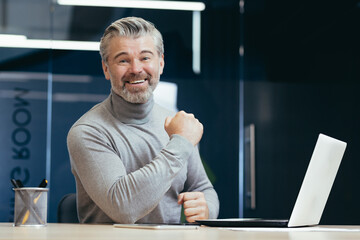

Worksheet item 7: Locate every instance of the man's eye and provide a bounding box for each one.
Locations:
[118,59,128,63]
[142,57,150,61]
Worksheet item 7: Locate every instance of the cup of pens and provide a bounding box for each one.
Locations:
[12,179,48,227]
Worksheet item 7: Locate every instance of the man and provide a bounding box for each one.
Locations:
[67,16,219,224]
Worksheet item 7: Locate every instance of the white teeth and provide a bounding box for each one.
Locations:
[129,80,145,84]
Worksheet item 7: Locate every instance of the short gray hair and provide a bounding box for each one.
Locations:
[100,17,164,63]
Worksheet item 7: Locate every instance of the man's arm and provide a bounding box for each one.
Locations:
[178,153,220,222]
[68,111,203,223]
[165,112,219,222]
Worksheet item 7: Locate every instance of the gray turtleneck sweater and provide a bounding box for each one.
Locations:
[67,91,219,224]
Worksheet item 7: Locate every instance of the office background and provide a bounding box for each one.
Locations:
[0,0,359,224]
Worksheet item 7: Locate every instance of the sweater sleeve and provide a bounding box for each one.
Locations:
[183,147,220,219]
[67,124,194,223]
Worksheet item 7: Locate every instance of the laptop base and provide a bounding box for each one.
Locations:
[196,218,289,228]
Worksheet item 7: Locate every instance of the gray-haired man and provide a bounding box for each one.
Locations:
[67,17,219,224]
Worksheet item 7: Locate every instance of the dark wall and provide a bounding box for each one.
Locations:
[244,81,360,224]
[243,0,360,224]
[199,1,241,218]
[245,0,360,83]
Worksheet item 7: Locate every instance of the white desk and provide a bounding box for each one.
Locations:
[0,223,359,240]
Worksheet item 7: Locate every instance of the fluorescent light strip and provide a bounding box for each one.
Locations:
[0,35,99,51]
[0,71,92,82]
[0,34,27,41]
[192,11,201,74]
[57,0,205,11]
[51,40,99,51]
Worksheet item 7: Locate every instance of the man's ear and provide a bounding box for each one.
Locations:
[159,54,165,75]
[102,60,111,80]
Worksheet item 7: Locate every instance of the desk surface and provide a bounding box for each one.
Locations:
[1,223,360,240]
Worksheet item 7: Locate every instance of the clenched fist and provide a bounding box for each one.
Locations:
[178,192,209,222]
[164,111,203,146]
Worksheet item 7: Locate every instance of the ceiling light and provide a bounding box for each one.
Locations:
[0,34,27,41]
[57,0,205,11]
[0,35,99,51]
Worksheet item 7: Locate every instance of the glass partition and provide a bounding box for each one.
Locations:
[0,0,51,222]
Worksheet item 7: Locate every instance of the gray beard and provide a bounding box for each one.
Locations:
[118,81,158,103]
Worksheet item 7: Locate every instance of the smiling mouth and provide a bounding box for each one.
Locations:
[128,79,146,84]
[124,73,151,85]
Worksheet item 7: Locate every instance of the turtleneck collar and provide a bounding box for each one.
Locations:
[108,89,154,125]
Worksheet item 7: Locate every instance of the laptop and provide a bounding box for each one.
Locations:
[197,133,347,228]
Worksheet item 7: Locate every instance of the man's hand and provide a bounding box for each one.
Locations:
[164,111,203,146]
[178,192,209,223]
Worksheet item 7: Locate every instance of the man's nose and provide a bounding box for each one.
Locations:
[129,59,143,73]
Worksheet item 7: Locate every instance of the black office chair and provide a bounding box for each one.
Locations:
[57,193,79,223]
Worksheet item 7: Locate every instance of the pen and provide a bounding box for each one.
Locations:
[22,191,44,224]
[38,179,48,188]
[21,179,48,224]
[16,179,24,188]
[23,179,48,224]
[11,179,20,188]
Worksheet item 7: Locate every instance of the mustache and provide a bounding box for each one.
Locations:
[122,73,152,82]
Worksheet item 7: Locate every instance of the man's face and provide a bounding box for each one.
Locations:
[102,35,164,103]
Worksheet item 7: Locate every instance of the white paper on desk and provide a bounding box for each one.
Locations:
[114,224,199,230]
[224,226,360,232]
